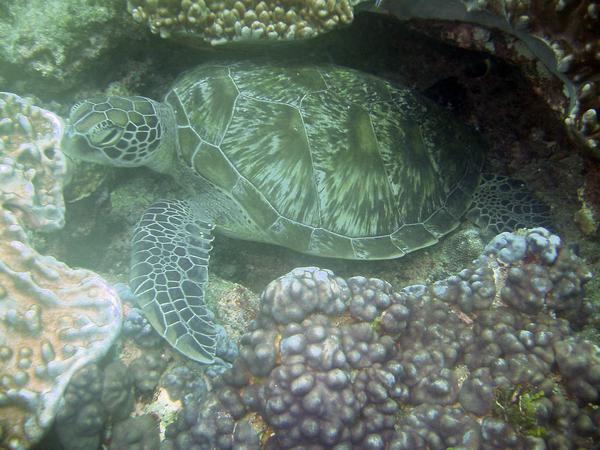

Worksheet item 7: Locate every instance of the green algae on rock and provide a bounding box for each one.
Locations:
[0,0,138,95]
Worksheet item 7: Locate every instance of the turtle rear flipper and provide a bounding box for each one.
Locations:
[130,200,216,363]
[466,173,553,237]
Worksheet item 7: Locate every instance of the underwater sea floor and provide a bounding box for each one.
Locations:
[28,13,600,448]
[38,13,600,332]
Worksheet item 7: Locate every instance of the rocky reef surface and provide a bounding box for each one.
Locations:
[386,0,600,157]
[0,0,141,96]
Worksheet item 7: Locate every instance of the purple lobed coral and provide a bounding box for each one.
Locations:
[163,228,598,449]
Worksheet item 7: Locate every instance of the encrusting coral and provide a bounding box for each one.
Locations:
[127,0,357,44]
[0,93,122,449]
[162,228,599,449]
[387,0,600,156]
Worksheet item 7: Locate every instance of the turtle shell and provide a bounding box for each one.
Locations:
[164,62,486,260]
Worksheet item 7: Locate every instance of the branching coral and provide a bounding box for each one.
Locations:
[127,0,357,44]
[0,93,122,449]
[163,228,598,449]
[386,0,600,156]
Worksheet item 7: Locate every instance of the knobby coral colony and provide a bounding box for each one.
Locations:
[162,228,600,449]
[0,93,122,449]
[387,0,600,156]
[127,0,357,44]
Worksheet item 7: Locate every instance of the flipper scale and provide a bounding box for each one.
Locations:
[130,199,216,363]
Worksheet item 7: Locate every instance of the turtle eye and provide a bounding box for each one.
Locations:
[89,120,124,147]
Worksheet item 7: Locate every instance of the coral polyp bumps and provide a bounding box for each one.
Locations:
[163,229,600,449]
[127,0,356,44]
[0,93,122,449]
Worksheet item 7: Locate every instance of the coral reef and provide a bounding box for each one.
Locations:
[162,364,208,403]
[163,228,598,449]
[574,185,598,235]
[127,0,357,44]
[205,277,260,344]
[0,0,138,95]
[386,0,600,156]
[130,352,169,396]
[109,414,160,450]
[0,182,123,450]
[119,282,166,349]
[0,92,66,231]
[575,171,600,237]
[206,324,240,377]
[123,306,165,349]
[0,93,122,448]
[101,361,135,423]
[55,362,135,450]
[55,364,108,450]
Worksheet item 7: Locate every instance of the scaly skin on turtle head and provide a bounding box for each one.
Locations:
[62,95,176,171]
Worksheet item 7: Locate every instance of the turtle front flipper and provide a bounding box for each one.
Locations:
[130,200,216,363]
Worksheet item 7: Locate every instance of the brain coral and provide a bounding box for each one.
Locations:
[163,228,599,449]
[0,93,122,449]
[127,0,357,44]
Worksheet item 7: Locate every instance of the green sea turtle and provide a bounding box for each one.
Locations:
[62,61,549,363]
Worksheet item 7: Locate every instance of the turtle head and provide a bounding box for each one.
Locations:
[62,96,175,171]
